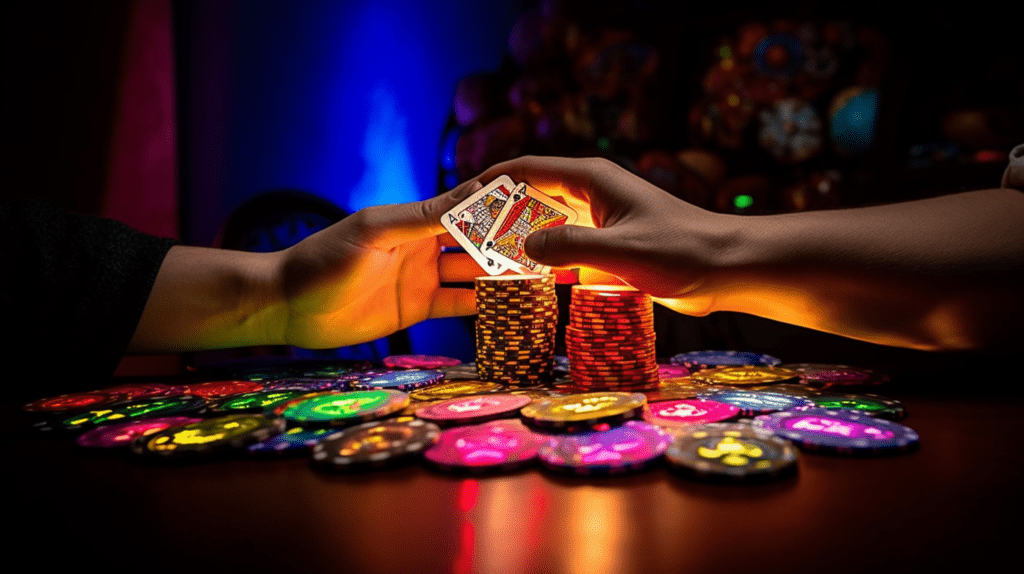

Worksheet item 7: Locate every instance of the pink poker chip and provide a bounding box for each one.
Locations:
[75,417,202,449]
[383,355,463,369]
[417,394,532,425]
[657,364,691,379]
[423,419,542,472]
[643,398,740,428]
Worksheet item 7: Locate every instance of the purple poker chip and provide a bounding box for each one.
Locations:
[262,378,349,392]
[669,350,781,371]
[553,355,571,373]
[657,363,691,379]
[752,408,919,454]
[247,426,336,456]
[417,394,532,426]
[423,419,542,473]
[348,369,445,391]
[538,420,672,475]
[643,398,741,428]
[696,390,817,416]
[383,355,463,369]
[76,417,202,450]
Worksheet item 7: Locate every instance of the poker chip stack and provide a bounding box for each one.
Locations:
[566,285,659,391]
[475,274,558,386]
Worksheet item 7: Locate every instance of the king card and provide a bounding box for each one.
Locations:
[440,175,515,275]
[482,182,578,274]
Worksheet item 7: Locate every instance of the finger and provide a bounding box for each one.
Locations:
[524,224,626,269]
[439,252,484,283]
[358,180,483,250]
[428,287,477,319]
[439,232,461,248]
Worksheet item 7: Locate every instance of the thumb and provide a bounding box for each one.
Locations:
[524,224,623,269]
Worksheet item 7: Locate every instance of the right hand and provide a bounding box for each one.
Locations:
[473,156,732,315]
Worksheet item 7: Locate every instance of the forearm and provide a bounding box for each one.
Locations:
[127,246,288,352]
[700,188,1024,350]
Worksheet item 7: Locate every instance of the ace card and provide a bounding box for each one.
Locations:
[440,175,516,275]
[482,183,577,274]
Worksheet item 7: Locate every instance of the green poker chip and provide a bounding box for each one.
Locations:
[279,390,410,428]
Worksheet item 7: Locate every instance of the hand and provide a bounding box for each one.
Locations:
[276,180,484,348]
[474,156,730,315]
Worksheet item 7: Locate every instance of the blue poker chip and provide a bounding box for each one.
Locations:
[698,390,816,417]
[553,355,570,374]
[348,369,445,391]
[752,408,919,454]
[669,350,781,371]
[247,426,336,456]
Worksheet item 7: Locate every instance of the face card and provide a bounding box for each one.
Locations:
[482,182,578,274]
[440,175,515,275]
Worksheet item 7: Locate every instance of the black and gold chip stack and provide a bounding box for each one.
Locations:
[474,274,557,386]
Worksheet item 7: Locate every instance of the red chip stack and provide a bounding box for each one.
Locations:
[566,285,660,391]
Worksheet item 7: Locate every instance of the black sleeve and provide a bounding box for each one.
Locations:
[1,198,176,394]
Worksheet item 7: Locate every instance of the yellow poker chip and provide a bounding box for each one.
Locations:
[409,381,504,401]
[521,392,648,428]
[691,366,801,386]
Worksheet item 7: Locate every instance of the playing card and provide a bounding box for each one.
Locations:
[482,182,578,274]
[440,175,515,275]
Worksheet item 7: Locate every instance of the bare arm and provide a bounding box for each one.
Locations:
[474,157,1024,351]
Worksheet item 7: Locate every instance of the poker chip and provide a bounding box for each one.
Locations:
[780,363,889,389]
[690,366,800,386]
[475,274,558,386]
[311,419,441,469]
[248,426,336,456]
[261,378,349,392]
[131,414,285,459]
[33,395,209,434]
[665,423,799,481]
[99,382,186,401]
[423,419,542,473]
[185,380,264,399]
[538,421,672,475]
[278,390,409,428]
[643,398,741,428]
[75,417,202,450]
[658,364,691,379]
[670,350,781,371]
[201,390,309,415]
[23,391,127,414]
[416,394,532,426]
[744,383,820,397]
[348,369,446,391]
[435,363,480,381]
[697,390,817,416]
[566,285,659,391]
[409,380,504,401]
[383,355,462,370]
[521,392,647,431]
[753,408,920,454]
[806,393,906,420]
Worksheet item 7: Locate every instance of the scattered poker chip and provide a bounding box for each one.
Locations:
[202,390,309,415]
[131,414,285,459]
[690,366,800,386]
[75,417,202,450]
[670,350,782,371]
[279,390,409,428]
[423,419,542,474]
[780,363,889,388]
[248,426,336,456]
[417,394,532,426]
[697,390,817,416]
[745,383,820,397]
[521,392,647,431]
[185,380,264,399]
[806,393,906,420]
[410,381,505,401]
[348,370,445,391]
[311,419,441,470]
[99,382,186,401]
[643,398,741,428]
[753,408,920,454]
[383,355,462,369]
[553,355,571,373]
[658,364,692,379]
[33,395,209,434]
[261,378,349,392]
[665,423,799,481]
[475,274,558,386]
[435,363,480,381]
[23,391,126,414]
[538,421,672,475]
